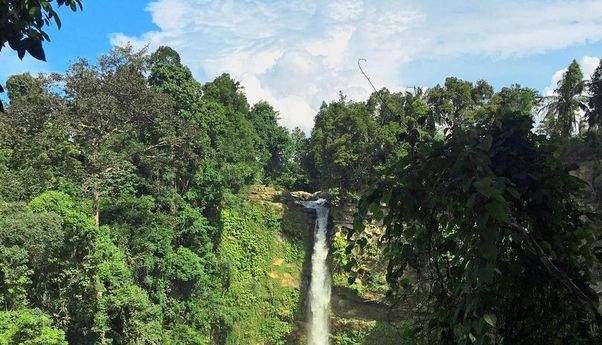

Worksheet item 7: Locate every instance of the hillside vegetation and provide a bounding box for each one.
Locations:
[1,45,602,344]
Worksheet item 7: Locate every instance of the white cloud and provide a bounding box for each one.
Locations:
[544,69,567,97]
[111,0,602,132]
[581,56,601,80]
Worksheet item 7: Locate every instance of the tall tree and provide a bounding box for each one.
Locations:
[587,60,602,130]
[63,48,172,226]
[148,46,222,211]
[202,74,262,192]
[367,88,430,172]
[311,95,376,193]
[284,127,311,189]
[0,73,82,201]
[541,60,587,138]
[426,77,484,128]
[492,84,541,118]
[248,101,290,183]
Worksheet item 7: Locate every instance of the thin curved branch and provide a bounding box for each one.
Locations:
[358,58,380,95]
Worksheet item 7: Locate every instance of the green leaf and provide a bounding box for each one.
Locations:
[23,38,46,61]
[17,48,26,60]
[484,314,497,327]
[485,201,510,223]
[50,8,62,29]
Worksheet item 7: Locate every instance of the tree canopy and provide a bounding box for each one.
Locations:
[1,45,601,345]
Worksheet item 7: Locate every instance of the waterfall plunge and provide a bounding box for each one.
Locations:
[303,199,331,345]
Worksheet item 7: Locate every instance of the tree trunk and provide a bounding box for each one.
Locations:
[96,288,106,344]
[92,189,100,227]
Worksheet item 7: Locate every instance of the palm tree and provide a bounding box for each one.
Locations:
[540,60,588,138]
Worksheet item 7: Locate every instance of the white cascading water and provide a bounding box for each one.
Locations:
[302,199,331,345]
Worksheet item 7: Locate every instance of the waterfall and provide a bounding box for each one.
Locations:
[302,199,331,345]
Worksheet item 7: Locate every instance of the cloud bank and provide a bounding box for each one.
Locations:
[111,0,602,132]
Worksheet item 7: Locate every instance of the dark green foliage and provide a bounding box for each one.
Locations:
[587,60,602,130]
[281,127,312,190]
[248,101,291,184]
[0,0,83,112]
[0,0,82,61]
[310,89,430,195]
[0,191,162,343]
[0,73,82,201]
[491,84,541,117]
[202,74,263,192]
[148,47,222,212]
[355,111,601,344]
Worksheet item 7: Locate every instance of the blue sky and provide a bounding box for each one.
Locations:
[1,0,601,131]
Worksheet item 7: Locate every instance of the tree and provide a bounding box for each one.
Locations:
[24,191,165,344]
[148,46,222,211]
[149,45,181,66]
[491,84,541,118]
[354,110,601,344]
[282,127,311,189]
[587,60,602,130]
[367,88,430,172]
[0,73,82,201]
[311,95,376,193]
[248,101,290,183]
[62,48,173,226]
[426,77,485,128]
[0,309,67,345]
[202,74,262,192]
[0,0,83,111]
[541,60,587,138]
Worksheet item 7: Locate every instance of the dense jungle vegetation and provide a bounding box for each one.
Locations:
[1,42,602,345]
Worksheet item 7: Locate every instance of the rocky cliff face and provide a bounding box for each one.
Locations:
[328,200,403,344]
[247,186,401,344]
